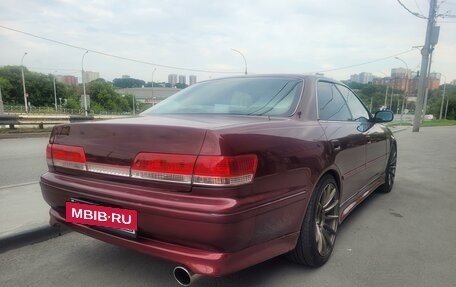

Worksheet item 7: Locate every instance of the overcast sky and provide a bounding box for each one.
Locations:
[1,0,455,83]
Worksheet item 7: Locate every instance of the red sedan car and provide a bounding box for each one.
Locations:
[40,75,396,286]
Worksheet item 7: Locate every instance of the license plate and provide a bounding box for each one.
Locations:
[66,199,138,238]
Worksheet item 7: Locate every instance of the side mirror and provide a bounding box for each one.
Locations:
[374,110,394,123]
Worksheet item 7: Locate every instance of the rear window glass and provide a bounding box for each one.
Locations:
[142,77,303,116]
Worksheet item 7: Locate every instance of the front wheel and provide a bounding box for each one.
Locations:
[378,144,397,193]
[287,174,340,267]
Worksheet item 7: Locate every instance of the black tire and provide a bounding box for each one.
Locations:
[287,174,340,267]
[378,144,397,193]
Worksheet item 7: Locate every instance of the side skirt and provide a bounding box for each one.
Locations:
[338,174,385,223]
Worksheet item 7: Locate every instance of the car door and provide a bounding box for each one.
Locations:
[335,84,388,185]
[316,81,368,206]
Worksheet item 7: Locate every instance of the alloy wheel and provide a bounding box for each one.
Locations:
[315,183,339,257]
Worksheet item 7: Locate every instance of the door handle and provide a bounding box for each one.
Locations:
[331,140,341,152]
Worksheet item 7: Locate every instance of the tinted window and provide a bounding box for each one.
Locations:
[142,78,302,116]
[336,85,370,122]
[317,81,351,121]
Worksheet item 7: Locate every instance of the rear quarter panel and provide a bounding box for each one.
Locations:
[194,120,329,245]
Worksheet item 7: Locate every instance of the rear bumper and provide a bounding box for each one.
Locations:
[40,172,308,276]
[49,208,299,276]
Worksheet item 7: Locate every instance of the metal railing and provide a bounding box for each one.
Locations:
[0,114,97,129]
[2,105,132,116]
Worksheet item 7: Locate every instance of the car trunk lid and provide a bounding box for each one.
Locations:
[49,117,208,191]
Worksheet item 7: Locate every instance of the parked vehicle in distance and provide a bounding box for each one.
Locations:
[40,75,396,286]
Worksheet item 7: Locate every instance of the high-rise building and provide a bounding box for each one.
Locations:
[349,72,373,84]
[373,69,441,98]
[56,75,78,86]
[168,74,177,87]
[391,68,410,79]
[428,73,441,90]
[178,75,186,85]
[189,75,197,85]
[83,71,100,83]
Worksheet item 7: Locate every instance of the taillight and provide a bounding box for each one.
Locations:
[193,155,258,186]
[46,144,53,166]
[47,145,258,187]
[48,144,87,171]
[131,153,197,184]
[130,153,258,186]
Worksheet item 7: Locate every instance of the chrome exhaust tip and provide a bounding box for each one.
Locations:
[173,266,200,286]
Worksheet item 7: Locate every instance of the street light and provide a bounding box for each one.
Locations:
[395,57,409,124]
[21,52,28,113]
[53,71,58,111]
[151,67,156,99]
[231,49,247,75]
[439,74,446,120]
[81,50,89,116]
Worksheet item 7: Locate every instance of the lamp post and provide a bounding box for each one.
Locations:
[151,67,156,99]
[81,50,89,116]
[21,52,28,113]
[390,92,394,111]
[53,71,58,111]
[231,49,247,75]
[439,75,446,120]
[395,57,409,124]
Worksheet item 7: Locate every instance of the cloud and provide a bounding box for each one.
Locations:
[0,0,455,82]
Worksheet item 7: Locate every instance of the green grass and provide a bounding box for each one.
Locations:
[421,119,456,127]
[387,119,456,127]
[387,122,413,127]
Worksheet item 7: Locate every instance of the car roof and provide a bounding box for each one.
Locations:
[199,74,345,86]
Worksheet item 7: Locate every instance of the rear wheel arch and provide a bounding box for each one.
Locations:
[313,168,342,198]
[287,172,341,266]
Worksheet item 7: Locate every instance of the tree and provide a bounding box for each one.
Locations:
[65,97,80,110]
[0,77,13,101]
[427,84,456,119]
[0,66,24,105]
[0,66,78,107]
[87,79,131,113]
[175,83,188,89]
[347,82,406,114]
[112,77,145,88]
[0,66,137,114]
[446,95,456,120]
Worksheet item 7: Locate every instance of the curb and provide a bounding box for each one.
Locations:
[392,127,408,133]
[0,132,51,139]
[0,225,70,253]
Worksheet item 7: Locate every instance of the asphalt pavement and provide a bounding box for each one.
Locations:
[1,126,455,286]
[0,136,61,250]
[0,137,48,186]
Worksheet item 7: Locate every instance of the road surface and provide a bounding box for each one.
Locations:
[1,127,455,287]
[0,137,48,187]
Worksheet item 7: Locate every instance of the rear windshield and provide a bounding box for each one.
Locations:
[141,77,303,116]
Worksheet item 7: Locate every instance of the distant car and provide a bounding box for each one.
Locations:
[41,75,396,286]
